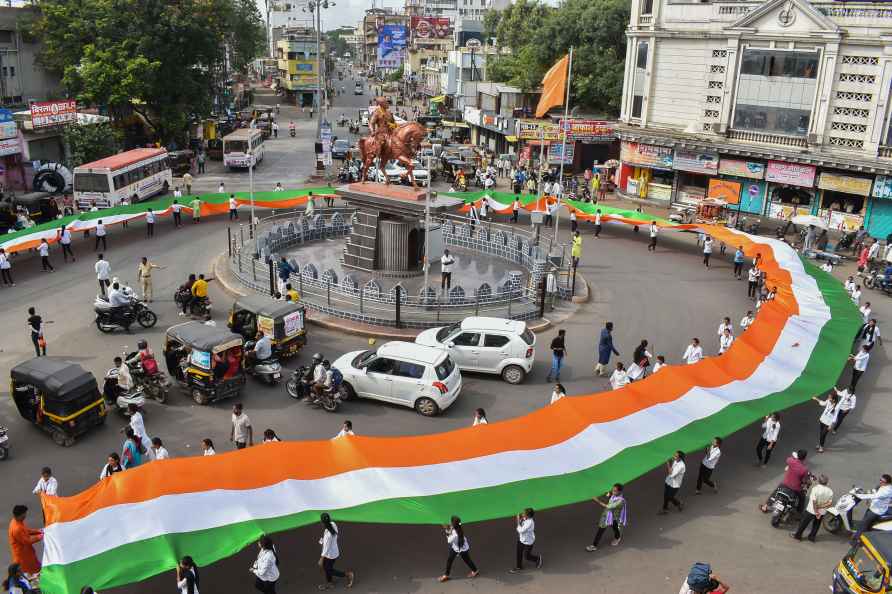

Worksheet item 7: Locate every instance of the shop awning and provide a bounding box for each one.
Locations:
[443,120,469,128]
[430,95,446,104]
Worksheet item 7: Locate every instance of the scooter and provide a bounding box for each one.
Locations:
[823,486,892,535]
[95,296,158,333]
[102,367,147,416]
[244,342,283,385]
[126,351,171,404]
[0,426,8,460]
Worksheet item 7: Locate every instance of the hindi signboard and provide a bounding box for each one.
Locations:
[30,100,77,129]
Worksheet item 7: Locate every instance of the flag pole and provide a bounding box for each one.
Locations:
[553,47,573,242]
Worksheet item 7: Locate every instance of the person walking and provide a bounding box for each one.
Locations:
[94,220,107,251]
[151,437,170,460]
[99,453,123,479]
[7,505,43,579]
[550,383,566,405]
[659,451,686,514]
[441,249,455,291]
[570,209,577,233]
[512,197,520,223]
[251,535,280,593]
[733,246,745,279]
[627,340,652,381]
[594,322,619,377]
[229,194,239,220]
[183,172,193,194]
[849,344,870,392]
[27,307,47,357]
[747,265,760,299]
[571,231,582,269]
[230,403,253,449]
[791,474,833,542]
[473,408,488,426]
[190,197,201,223]
[594,209,602,238]
[145,208,156,238]
[702,236,714,267]
[197,152,205,174]
[740,310,755,332]
[860,302,872,324]
[610,362,629,390]
[856,318,882,351]
[137,257,164,303]
[695,437,722,494]
[813,392,841,453]
[586,483,627,551]
[439,516,479,582]
[202,438,216,456]
[38,239,54,272]
[832,386,856,433]
[59,227,75,262]
[175,556,199,594]
[719,328,734,355]
[851,474,892,543]
[0,247,13,286]
[32,467,58,496]
[317,512,354,589]
[468,202,479,235]
[682,338,703,365]
[172,200,183,228]
[95,253,111,297]
[756,412,781,466]
[648,221,658,251]
[546,329,567,382]
[334,420,354,438]
[510,508,542,573]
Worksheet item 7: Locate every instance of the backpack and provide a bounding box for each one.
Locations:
[330,367,343,388]
[687,562,712,593]
[141,354,158,376]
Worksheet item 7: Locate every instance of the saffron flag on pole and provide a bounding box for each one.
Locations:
[535,54,570,118]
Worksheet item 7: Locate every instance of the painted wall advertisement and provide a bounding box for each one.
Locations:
[673,149,719,175]
[0,121,17,140]
[718,159,765,180]
[707,179,741,204]
[873,175,892,199]
[620,141,673,169]
[0,137,20,157]
[377,25,407,69]
[817,172,873,197]
[548,142,574,165]
[410,16,452,39]
[30,100,77,129]
[765,160,816,187]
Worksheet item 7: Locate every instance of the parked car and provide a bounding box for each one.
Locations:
[384,159,429,186]
[415,317,535,384]
[332,341,462,416]
[332,139,351,160]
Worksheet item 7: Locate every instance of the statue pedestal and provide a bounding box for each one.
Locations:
[337,183,462,277]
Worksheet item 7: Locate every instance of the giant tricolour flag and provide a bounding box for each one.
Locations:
[38,223,860,593]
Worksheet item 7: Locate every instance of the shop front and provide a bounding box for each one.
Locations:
[868,176,892,239]
[717,158,767,215]
[672,148,719,205]
[816,172,873,232]
[618,141,674,202]
[764,160,817,221]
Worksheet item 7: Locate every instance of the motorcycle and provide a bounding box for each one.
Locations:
[289,127,296,138]
[244,342,283,385]
[94,296,158,333]
[175,288,212,319]
[864,269,892,295]
[126,351,171,404]
[764,473,815,527]
[0,426,8,460]
[285,366,344,412]
[102,366,147,416]
[823,486,892,535]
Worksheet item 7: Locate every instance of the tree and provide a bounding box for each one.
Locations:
[63,121,122,168]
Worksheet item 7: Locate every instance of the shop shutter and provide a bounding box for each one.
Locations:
[867,199,892,239]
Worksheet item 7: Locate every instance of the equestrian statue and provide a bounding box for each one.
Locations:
[359,97,427,188]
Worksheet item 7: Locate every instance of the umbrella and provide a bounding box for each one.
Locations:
[791,214,828,229]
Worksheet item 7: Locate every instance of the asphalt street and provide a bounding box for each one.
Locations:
[2,74,890,593]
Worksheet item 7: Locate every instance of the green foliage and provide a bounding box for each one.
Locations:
[326,29,350,57]
[63,121,121,168]
[386,64,404,83]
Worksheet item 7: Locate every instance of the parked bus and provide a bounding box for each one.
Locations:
[223,128,264,170]
[73,148,172,209]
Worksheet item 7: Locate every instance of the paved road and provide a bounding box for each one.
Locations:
[1,82,889,593]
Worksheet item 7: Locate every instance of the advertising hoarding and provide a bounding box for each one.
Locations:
[30,100,77,129]
[765,160,816,187]
[377,24,407,69]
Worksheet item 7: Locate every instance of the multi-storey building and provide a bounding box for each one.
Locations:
[361,8,410,72]
[269,1,312,58]
[276,28,325,108]
[618,0,892,237]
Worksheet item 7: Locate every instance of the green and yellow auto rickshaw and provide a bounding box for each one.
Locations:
[228,294,307,359]
[164,322,246,405]
[833,532,892,593]
[10,358,106,447]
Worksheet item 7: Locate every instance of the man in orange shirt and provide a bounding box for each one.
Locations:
[8,505,43,577]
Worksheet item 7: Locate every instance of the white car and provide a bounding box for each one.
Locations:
[384,159,429,186]
[332,341,462,416]
[415,317,536,384]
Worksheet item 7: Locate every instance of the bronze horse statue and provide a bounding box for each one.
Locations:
[359,121,428,188]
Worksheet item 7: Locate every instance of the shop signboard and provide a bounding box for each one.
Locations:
[767,203,811,221]
[707,179,741,204]
[30,100,77,129]
[0,121,17,140]
[873,175,892,199]
[0,108,13,123]
[548,142,574,165]
[410,16,452,39]
[647,183,672,201]
[558,119,614,143]
[718,158,765,180]
[828,211,864,232]
[817,172,872,197]
[674,149,719,175]
[463,106,482,127]
[377,24,407,69]
[620,141,673,169]
[765,160,816,187]
[0,137,20,157]
[518,119,560,141]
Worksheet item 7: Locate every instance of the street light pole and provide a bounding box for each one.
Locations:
[249,149,256,231]
[424,153,432,291]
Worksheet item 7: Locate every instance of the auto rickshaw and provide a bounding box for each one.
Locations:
[167,150,195,176]
[9,358,106,447]
[163,321,246,405]
[833,532,892,593]
[228,295,307,359]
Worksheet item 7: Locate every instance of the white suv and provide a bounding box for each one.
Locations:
[332,341,462,416]
[415,317,536,384]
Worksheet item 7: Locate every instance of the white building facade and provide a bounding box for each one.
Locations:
[618,0,892,238]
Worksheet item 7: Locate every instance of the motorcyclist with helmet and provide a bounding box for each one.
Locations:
[127,339,160,377]
[301,352,323,400]
[312,359,333,403]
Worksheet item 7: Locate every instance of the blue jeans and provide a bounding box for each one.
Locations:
[549,354,563,379]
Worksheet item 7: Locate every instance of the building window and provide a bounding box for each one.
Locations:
[732,48,819,138]
[636,42,648,69]
[630,40,648,119]
[8,67,13,78]
[631,95,644,118]
[641,0,653,15]
[0,31,12,44]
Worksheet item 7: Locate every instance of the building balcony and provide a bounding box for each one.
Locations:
[727,129,808,149]
[879,145,892,159]
[638,14,653,25]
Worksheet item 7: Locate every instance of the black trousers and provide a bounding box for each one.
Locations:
[1,268,12,284]
[515,540,540,569]
[595,224,602,237]
[648,236,657,251]
[697,463,715,491]
[850,369,864,392]
[834,409,850,431]
[441,271,452,290]
[95,235,107,251]
[593,521,620,546]
[756,438,774,464]
[748,281,758,298]
[512,209,518,223]
[703,253,711,266]
[31,332,42,357]
[41,256,53,271]
[853,509,882,543]
[793,511,821,541]
[254,577,277,593]
[444,549,477,576]
[61,243,74,261]
[98,278,110,297]
[819,422,831,447]
[734,262,743,277]
[322,557,345,582]
[663,484,681,510]
[173,212,182,226]
[230,209,238,220]
[146,222,154,237]
[571,219,578,232]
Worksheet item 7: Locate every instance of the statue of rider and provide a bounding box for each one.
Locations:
[368,96,396,161]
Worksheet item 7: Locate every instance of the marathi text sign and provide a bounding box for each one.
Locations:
[765,160,816,187]
[873,175,892,199]
[674,148,719,175]
[0,137,20,156]
[519,119,614,142]
[547,143,574,165]
[718,158,765,180]
[817,172,872,197]
[620,141,673,169]
[708,178,741,205]
[30,100,77,129]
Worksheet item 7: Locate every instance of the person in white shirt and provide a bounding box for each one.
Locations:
[440,249,455,291]
[682,338,703,365]
[274,182,284,192]
[218,182,226,194]
[127,404,152,456]
[99,453,123,479]
[756,412,781,466]
[831,386,856,433]
[145,208,156,238]
[479,199,488,220]
[740,310,755,331]
[473,408,488,426]
[251,535,280,592]
[702,236,713,267]
[510,508,542,572]
[610,362,629,390]
[0,247,13,286]
[467,203,479,234]
[851,285,862,305]
[868,239,880,262]
[95,253,111,297]
[333,420,354,439]
[38,239,54,272]
[439,515,478,582]
[717,317,733,338]
[569,209,577,233]
[201,438,216,456]
[845,276,856,294]
[94,219,107,251]
[813,392,841,453]
[696,437,722,494]
[318,513,354,588]
[719,329,734,355]
[552,181,563,197]
[820,261,833,273]
[857,318,882,350]
[594,209,603,237]
[849,344,870,392]
[58,227,75,262]
[512,198,520,223]
[33,467,58,496]
[230,403,253,448]
[171,199,183,227]
[550,383,566,404]
[660,450,686,513]
[747,266,760,299]
[173,187,182,199]
[860,302,872,324]
[648,221,658,251]
[228,195,239,221]
[853,474,892,542]
[175,556,199,594]
[151,437,170,460]
[792,474,833,542]
[652,355,666,373]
